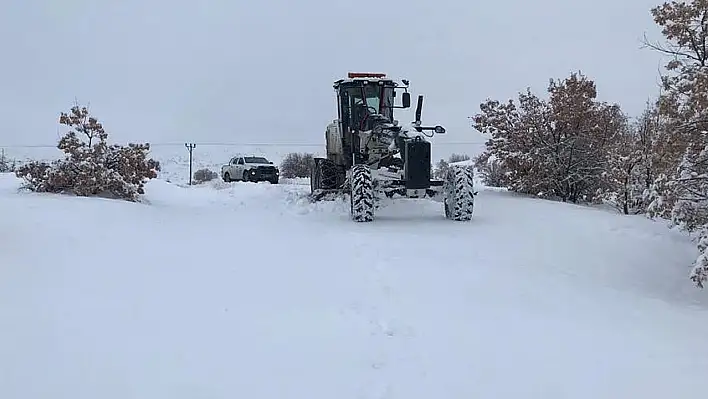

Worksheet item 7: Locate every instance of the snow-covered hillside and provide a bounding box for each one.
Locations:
[1,162,708,398]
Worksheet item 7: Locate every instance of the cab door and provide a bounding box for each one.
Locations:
[228,157,239,175]
[235,157,245,179]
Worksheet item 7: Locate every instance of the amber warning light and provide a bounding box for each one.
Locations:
[348,72,386,78]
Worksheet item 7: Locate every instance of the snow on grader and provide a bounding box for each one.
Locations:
[309,72,476,222]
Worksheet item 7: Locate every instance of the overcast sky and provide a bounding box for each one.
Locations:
[0,0,668,149]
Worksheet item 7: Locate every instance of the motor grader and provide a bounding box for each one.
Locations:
[310,72,475,222]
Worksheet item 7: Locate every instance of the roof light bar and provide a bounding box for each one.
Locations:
[348,72,387,78]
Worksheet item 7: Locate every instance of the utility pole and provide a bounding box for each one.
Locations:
[185,143,196,185]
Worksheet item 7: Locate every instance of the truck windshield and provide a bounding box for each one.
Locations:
[244,157,269,164]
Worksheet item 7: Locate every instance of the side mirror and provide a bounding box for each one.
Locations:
[269,161,273,164]
[434,125,446,134]
[402,92,411,108]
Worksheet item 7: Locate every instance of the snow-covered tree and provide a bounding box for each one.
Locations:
[596,123,644,214]
[15,104,160,201]
[595,102,673,214]
[472,72,626,203]
[643,0,708,287]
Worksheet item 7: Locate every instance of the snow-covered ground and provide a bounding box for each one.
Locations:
[2,162,708,398]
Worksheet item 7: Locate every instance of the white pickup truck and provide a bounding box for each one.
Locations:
[221,155,279,184]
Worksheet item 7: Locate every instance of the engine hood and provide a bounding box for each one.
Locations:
[246,163,278,168]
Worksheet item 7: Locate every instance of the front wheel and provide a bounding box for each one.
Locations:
[443,165,475,221]
[350,164,374,222]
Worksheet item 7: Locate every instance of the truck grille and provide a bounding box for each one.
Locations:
[257,166,276,176]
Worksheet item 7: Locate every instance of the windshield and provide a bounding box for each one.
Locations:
[348,85,394,120]
[244,157,270,164]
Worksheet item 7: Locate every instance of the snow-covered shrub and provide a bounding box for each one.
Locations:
[193,168,217,184]
[280,152,314,178]
[14,105,160,201]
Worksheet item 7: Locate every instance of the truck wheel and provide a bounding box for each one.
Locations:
[443,165,475,221]
[223,172,231,182]
[350,164,374,222]
[242,170,250,182]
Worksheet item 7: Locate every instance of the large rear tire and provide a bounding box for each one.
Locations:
[311,157,346,201]
[443,165,475,221]
[311,160,323,194]
[350,164,374,222]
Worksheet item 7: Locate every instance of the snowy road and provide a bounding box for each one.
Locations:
[1,174,708,398]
